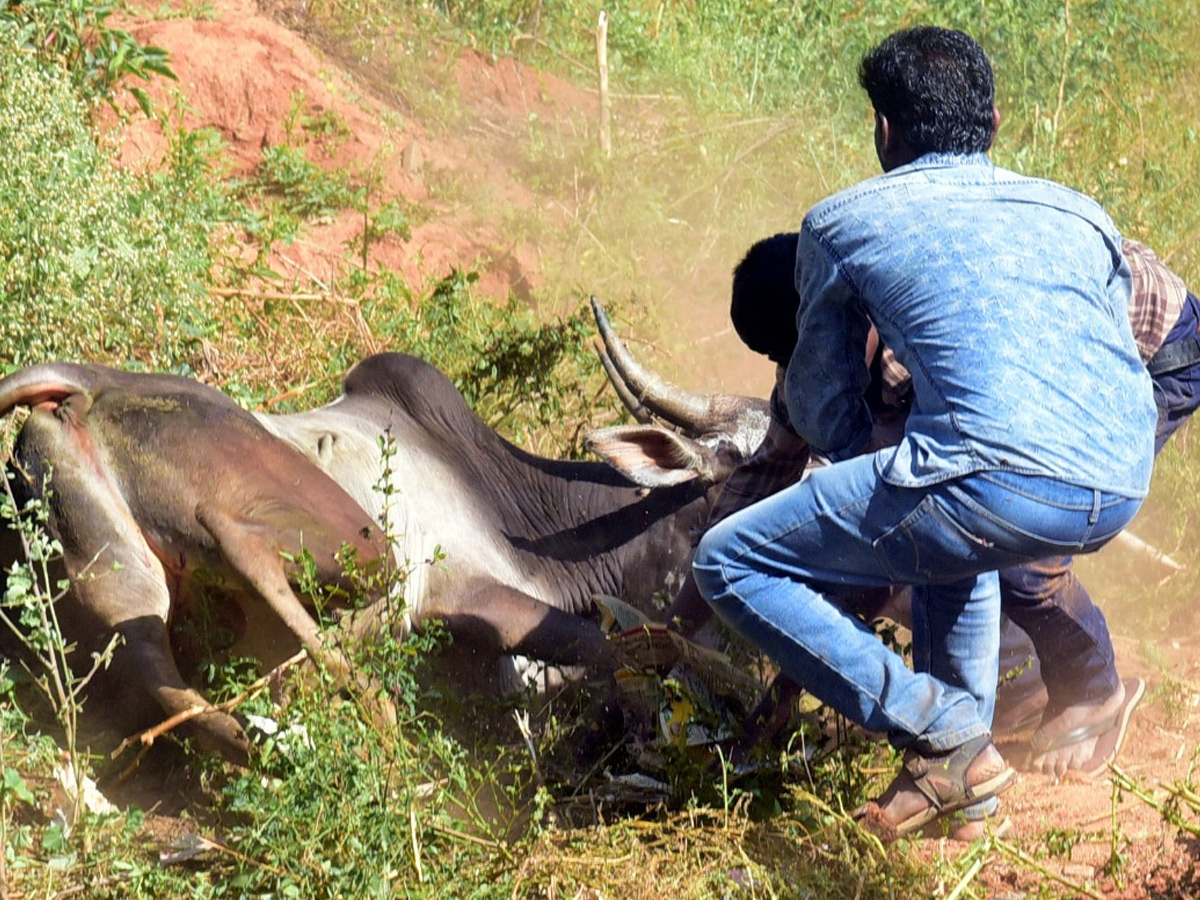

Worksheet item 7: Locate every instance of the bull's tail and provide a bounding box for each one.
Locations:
[0,363,99,418]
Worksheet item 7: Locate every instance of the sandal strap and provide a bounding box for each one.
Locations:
[1028,711,1118,754]
[903,733,995,809]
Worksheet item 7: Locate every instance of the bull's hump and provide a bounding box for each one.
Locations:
[342,353,480,429]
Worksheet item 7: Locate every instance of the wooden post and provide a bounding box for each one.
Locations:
[596,10,611,159]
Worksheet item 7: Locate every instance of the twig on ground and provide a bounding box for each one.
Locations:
[1109,764,1200,837]
[159,832,286,876]
[993,836,1105,899]
[109,650,309,780]
[260,381,321,409]
[430,822,513,857]
[669,118,798,213]
[210,287,327,303]
[49,871,133,899]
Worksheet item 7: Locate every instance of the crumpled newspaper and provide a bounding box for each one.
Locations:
[52,761,117,832]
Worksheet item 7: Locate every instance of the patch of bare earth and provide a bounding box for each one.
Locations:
[105,0,592,305]
[94,1,1200,893]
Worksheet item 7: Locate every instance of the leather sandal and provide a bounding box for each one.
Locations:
[1021,676,1145,779]
[854,734,1016,841]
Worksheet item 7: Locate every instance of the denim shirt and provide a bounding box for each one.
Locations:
[785,152,1156,497]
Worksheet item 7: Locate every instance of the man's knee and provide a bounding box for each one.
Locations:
[691,529,729,602]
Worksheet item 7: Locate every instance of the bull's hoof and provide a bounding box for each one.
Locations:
[191,710,252,768]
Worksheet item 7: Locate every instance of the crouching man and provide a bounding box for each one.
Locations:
[690,27,1156,840]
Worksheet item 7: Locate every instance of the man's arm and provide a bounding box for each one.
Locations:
[667,330,905,635]
[785,222,874,460]
[1123,237,1187,362]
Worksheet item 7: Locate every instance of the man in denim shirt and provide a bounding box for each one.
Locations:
[691,27,1156,839]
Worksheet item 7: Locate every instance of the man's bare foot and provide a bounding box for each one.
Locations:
[1025,677,1145,779]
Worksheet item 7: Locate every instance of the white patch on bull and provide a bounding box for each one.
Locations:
[255,405,546,636]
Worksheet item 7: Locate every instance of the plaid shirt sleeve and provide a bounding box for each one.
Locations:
[705,367,811,529]
[1123,238,1187,361]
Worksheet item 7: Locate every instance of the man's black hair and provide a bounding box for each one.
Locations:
[729,232,801,366]
[858,27,995,156]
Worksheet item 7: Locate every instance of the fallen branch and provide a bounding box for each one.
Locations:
[510,33,592,77]
[430,822,512,856]
[159,832,285,876]
[210,287,327,303]
[50,871,134,899]
[1110,529,1186,572]
[260,381,321,410]
[109,649,309,778]
[670,117,798,213]
[993,836,1105,899]
[1110,763,1200,837]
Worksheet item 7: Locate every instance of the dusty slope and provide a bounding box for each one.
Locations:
[107,0,591,305]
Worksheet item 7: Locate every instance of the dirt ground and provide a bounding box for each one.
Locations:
[92,1,1200,895]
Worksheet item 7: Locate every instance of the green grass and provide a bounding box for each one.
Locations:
[298,0,1200,396]
[0,23,214,369]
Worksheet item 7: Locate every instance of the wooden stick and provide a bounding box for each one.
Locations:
[1110,528,1186,571]
[259,381,321,410]
[109,650,309,771]
[210,287,326,302]
[595,11,611,159]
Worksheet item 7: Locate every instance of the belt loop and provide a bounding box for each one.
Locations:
[1089,490,1101,525]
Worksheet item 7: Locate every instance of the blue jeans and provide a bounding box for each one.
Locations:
[692,451,1144,753]
[999,557,1117,708]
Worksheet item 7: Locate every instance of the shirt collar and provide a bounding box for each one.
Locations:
[891,151,993,174]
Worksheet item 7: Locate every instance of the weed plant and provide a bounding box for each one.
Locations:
[0,24,216,370]
[286,0,1200,410]
[0,0,175,112]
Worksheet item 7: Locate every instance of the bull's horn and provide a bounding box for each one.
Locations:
[595,346,653,425]
[590,296,721,434]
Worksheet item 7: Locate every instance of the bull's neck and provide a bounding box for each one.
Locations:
[484,439,710,608]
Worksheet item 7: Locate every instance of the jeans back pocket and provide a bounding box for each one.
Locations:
[872,494,997,584]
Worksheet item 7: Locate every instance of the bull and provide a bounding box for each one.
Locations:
[0,301,769,763]
[252,299,769,690]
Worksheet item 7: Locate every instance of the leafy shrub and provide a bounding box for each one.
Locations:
[360,268,601,453]
[0,0,175,112]
[246,144,359,220]
[0,25,216,369]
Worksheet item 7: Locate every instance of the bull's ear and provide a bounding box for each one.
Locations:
[585,425,725,487]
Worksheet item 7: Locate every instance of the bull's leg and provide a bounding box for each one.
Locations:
[195,505,395,726]
[63,561,254,765]
[418,583,639,765]
[5,437,251,764]
[417,580,617,673]
[109,613,251,765]
[195,505,350,674]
